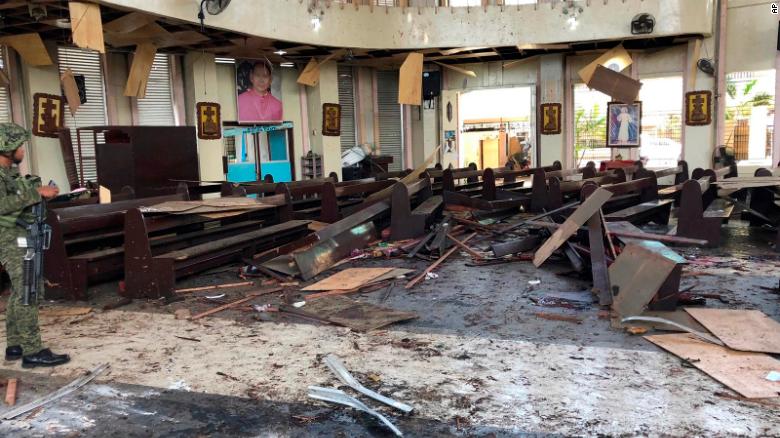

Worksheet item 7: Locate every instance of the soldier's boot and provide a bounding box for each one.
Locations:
[21,348,70,368]
[5,346,22,361]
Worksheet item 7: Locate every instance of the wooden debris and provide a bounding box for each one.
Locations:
[124,42,157,98]
[533,188,613,267]
[176,281,254,294]
[5,378,17,406]
[684,308,780,354]
[291,296,417,331]
[405,232,477,289]
[39,307,93,318]
[190,288,282,320]
[645,333,780,399]
[69,2,105,53]
[446,232,483,259]
[302,268,394,291]
[102,297,132,311]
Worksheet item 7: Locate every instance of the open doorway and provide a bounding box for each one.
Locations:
[458,87,534,169]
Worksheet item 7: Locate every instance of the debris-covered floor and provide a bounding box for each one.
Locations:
[1,220,779,437]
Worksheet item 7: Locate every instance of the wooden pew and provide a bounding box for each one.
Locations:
[601,170,674,225]
[122,188,308,299]
[744,168,780,227]
[291,179,394,223]
[675,174,733,246]
[531,166,623,213]
[390,178,443,241]
[44,190,191,301]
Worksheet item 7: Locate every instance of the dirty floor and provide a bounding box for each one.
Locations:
[0,219,778,437]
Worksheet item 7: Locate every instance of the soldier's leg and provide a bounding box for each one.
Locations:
[2,245,42,355]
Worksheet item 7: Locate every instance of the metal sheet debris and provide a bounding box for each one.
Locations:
[324,354,414,413]
[307,386,403,437]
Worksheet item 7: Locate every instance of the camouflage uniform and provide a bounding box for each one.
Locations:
[0,124,43,356]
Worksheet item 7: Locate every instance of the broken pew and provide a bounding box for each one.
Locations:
[44,190,191,300]
[390,178,443,241]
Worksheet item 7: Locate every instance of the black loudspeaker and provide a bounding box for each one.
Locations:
[777,21,780,51]
[422,71,441,100]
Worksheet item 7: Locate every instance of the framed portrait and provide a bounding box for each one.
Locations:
[322,103,341,137]
[540,103,561,135]
[606,101,642,148]
[32,93,64,138]
[685,91,712,126]
[196,102,222,140]
[235,59,283,123]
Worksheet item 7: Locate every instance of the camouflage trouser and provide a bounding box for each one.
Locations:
[1,232,42,355]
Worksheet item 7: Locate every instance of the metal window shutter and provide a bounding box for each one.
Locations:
[0,46,12,123]
[376,70,403,170]
[57,47,108,183]
[337,65,357,153]
[137,54,175,126]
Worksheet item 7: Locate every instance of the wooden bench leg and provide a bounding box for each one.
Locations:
[677,180,721,246]
[123,208,157,299]
[390,183,426,241]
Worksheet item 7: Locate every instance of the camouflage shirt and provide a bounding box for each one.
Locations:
[0,166,41,229]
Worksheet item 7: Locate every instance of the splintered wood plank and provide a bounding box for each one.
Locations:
[645,333,780,399]
[398,52,423,105]
[302,268,395,291]
[124,43,157,98]
[533,187,613,267]
[685,309,780,354]
[609,243,677,318]
[69,2,105,53]
[0,33,52,66]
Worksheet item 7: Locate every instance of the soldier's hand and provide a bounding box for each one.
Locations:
[37,186,59,199]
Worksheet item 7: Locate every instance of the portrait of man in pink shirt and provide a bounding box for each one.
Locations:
[236,59,283,123]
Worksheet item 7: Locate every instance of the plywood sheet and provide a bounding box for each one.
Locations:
[609,244,677,318]
[587,65,642,104]
[69,2,105,53]
[60,68,80,116]
[297,58,320,87]
[398,52,423,105]
[124,43,157,98]
[533,188,613,267]
[103,11,158,34]
[0,33,52,66]
[298,296,417,331]
[578,44,632,83]
[645,333,780,399]
[685,308,780,354]
[302,268,395,291]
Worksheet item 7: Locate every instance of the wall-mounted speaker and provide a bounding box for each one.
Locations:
[422,71,441,100]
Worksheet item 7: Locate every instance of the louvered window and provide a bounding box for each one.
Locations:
[137,54,175,125]
[57,47,107,183]
[376,70,403,170]
[337,65,357,152]
[0,46,11,123]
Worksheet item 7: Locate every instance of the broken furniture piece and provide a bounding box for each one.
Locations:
[390,177,443,241]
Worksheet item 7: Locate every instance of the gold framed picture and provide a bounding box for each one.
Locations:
[196,102,222,140]
[540,103,561,135]
[322,103,341,137]
[685,91,712,126]
[32,93,64,138]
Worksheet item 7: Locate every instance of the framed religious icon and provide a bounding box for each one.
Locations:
[32,93,65,138]
[322,103,341,137]
[685,91,712,126]
[196,102,222,140]
[606,101,642,148]
[540,103,561,135]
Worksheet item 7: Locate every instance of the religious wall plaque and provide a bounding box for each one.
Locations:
[685,91,711,126]
[196,102,222,140]
[540,103,562,135]
[32,93,64,138]
[322,103,341,137]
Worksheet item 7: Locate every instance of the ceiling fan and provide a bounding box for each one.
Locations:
[198,0,231,32]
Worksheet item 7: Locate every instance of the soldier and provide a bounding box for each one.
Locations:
[0,123,69,368]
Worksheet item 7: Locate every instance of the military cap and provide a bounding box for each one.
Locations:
[0,123,30,152]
